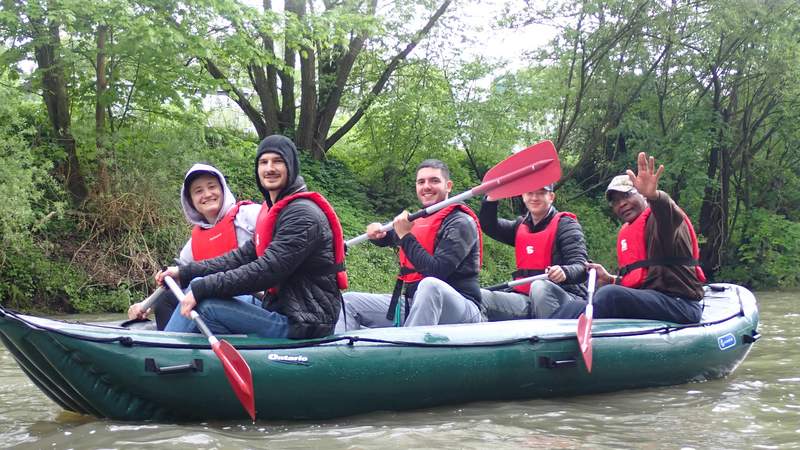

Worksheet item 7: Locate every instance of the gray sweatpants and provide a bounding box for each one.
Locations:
[335,292,402,333]
[481,279,577,320]
[335,277,484,332]
[405,277,485,327]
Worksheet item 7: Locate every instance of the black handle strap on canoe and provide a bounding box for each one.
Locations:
[539,356,577,369]
[742,329,761,344]
[119,318,151,328]
[145,358,203,375]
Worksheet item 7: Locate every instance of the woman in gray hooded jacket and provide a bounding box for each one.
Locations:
[127,164,260,329]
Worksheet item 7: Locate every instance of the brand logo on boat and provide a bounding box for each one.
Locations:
[526,245,535,254]
[268,353,309,365]
[620,239,628,252]
[717,333,736,350]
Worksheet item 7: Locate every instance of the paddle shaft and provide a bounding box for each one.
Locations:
[138,286,165,312]
[484,274,548,291]
[162,276,256,419]
[586,268,597,306]
[139,259,181,310]
[162,277,215,338]
[345,158,555,247]
[189,310,218,342]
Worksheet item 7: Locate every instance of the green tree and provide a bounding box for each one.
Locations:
[145,0,454,158]
[1,0,88,204]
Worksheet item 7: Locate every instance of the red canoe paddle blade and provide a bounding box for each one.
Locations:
[481,140,561,199]
[577,304,594,373]
[213,340,256,421]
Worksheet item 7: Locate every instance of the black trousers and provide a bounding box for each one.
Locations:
[550,284,702,324]
[152,289,179,330]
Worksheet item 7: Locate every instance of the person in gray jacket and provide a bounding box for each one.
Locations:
[479,184,588,320]
[127,163,259,329]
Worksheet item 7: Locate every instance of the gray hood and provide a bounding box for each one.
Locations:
[181,163,236,228]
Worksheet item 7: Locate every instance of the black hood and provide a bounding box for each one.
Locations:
[255,135,307,206]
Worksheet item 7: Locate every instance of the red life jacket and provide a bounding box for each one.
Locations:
[397,204,483,283]
[617,207,707,288]
[191,201,253,261]
[512,212,576,294]
[253,192,348,295]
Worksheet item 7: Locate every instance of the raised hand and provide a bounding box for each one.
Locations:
[626,152,664,200]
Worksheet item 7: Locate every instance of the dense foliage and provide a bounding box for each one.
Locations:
[1,0,799,313]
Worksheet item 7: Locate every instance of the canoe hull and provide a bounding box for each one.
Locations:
[0,284,759,421]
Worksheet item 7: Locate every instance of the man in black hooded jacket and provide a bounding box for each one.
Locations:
[157,135,345,339]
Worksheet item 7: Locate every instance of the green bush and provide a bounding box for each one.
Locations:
[717,208,800,289]
[559,193,619,270]
[0,89,63,251]
[0,242,132,313]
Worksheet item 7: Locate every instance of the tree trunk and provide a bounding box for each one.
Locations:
[33,17,88,205]
[250,63,279,136]
[250,0,280,136]
[322,0,453,153]
[279,42,296,133]
[96,24,110,194]
[314,0,378,151]
[287,0,319,155]
[205,58,269,138]
[698,69,731,277]
[296,45,319,156]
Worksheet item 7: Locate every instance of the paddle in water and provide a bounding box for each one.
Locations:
[577,268,597,372]
[163,276,256,421]
[345,140,562,247]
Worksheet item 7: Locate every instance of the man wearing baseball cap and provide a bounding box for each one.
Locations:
[552,151,706,324]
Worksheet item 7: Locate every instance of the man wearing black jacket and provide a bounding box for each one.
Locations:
[480,184,588,320]
[336,159,484,331]
[157,135,344,339]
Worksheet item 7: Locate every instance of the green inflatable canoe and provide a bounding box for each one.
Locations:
[0,283,759,421]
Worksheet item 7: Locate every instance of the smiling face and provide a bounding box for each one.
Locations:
[522,188,555,221]
[257,152,288,197]
[189,174,223,223]
[415,167,452,207]
[609,190,647,223]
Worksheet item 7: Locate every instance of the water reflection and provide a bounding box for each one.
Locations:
[2,291,797,449]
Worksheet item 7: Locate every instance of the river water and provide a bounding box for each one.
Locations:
[1,290,797,449]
